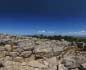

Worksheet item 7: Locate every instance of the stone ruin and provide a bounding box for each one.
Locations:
[0,35,85,70]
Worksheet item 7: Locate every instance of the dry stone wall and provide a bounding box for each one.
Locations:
[0,35,85,70]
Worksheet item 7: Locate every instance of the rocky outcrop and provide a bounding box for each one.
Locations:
[0,35,85,70]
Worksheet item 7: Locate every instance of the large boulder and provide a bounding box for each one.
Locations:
[27,60,49,69]
[14,57,24,62]
[5,44,12,52]
[20,51,32,58]
[81,63,86,69]
[13,47,24,53]
[9,52,19,58]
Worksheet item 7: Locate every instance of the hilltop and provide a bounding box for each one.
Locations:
[0,34,85,70]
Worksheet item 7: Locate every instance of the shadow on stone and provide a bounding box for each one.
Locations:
[0,63,4,68]
[78,65,86,70]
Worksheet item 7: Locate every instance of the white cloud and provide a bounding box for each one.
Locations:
[38,30,46,33]
[74,32,78,34]
[68,32,72,34]
[47,31,55,34]
[37,30,86,35]
[37,30,55,34]
[80,30,86,33]
[68,30,86,35]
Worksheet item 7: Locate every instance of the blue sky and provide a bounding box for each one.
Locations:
[0,0,86,35]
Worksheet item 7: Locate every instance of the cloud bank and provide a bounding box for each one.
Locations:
[68,30,86,35]
[37,30,55,35]
[37,30,86,36]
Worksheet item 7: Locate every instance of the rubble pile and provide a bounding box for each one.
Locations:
[0,34,85,70]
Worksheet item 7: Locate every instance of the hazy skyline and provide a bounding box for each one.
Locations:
[0,0,86,35]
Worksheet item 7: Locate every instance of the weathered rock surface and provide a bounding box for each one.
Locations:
[0,35,85,70]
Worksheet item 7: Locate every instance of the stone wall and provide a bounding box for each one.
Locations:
[0,36,85,70]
